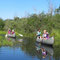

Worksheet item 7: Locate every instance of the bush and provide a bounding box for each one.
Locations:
[2,40,13,46]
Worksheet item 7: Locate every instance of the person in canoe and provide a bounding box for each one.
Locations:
[42,30,49,40]
[37,29,41,38]
[8,28,11,35]
[12,29,15,36]
[46,32,49,39]
[42,30,47,40]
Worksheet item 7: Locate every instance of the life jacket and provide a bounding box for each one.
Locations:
[46,34,49,39]
[12,32,15,34]
[8,30,11,34]
[37,31,41,35]
[43,34,47,38]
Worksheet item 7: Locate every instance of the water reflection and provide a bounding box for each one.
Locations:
[6,37,16,42]
[53,46,60,60]
[0,36,60,60]
[20,38,60,60]
[6,37,23,43]
[20,38,51,59]
[35,42,53,59]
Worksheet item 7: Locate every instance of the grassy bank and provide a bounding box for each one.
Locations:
[0,30,60,46]
[0,31,6,34]
[0,36,13,46]
[0,31,13,46]
[23,29,60,46]
[52,29,60,46]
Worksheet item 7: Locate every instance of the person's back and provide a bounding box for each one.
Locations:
[12,31,15,34]
[12,30,15,36]
[46,32,49,39]
[37,30,41,36]
[43,33,47,38]
[8,30,11,34]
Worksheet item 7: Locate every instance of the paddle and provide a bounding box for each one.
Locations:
[15,32,23,37]
[19,34,23,37]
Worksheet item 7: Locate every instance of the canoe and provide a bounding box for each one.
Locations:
[5,34,16,38]
[36,37,54,45]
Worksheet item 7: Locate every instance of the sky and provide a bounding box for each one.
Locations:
[0,0,60,19]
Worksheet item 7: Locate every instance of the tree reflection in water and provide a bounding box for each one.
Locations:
[20,38,60,60]
[5,37,60,60]
[20,37,54,59]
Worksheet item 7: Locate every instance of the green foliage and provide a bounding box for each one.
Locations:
[3,12,60,35]
[0,33,13,46]
[0,37,13,46]
[0,41,2,46]
[2,40,13,46]
[0,18,5,30]
[50,29,60,46]
[4,19,15,30]
[0,36,3,41]
[0,31,6,34]
[53,46,60,58]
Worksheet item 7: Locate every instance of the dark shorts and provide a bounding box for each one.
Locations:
[37,35,40,36]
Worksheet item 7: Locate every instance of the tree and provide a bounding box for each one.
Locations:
[4,19,14,30]
[0,18,5,30]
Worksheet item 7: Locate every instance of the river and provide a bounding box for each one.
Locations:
[0,36,60,60]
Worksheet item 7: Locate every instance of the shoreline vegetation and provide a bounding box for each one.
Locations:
[0,31,13,46]
[0,6,60,46]
[0,30,60,46]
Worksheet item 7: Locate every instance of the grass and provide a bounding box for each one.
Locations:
[0,40,13,46]
[51,29,60,46]
[2,40,13,46]
[0,37,13,46]
[0,31,13,46]
[0,31,6,34]
[0,41,2,46]
[0,36,3,41]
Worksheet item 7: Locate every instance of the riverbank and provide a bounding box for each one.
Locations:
[48,29,60,46]
[0,31,13,46]
[0,37,13,46]
[12,29,60,46]
[0,30,60,46]
[0,31,6,35]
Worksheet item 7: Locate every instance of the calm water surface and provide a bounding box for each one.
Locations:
[0,37,60,60]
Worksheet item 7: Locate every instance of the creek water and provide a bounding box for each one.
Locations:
[0,36,60,60]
